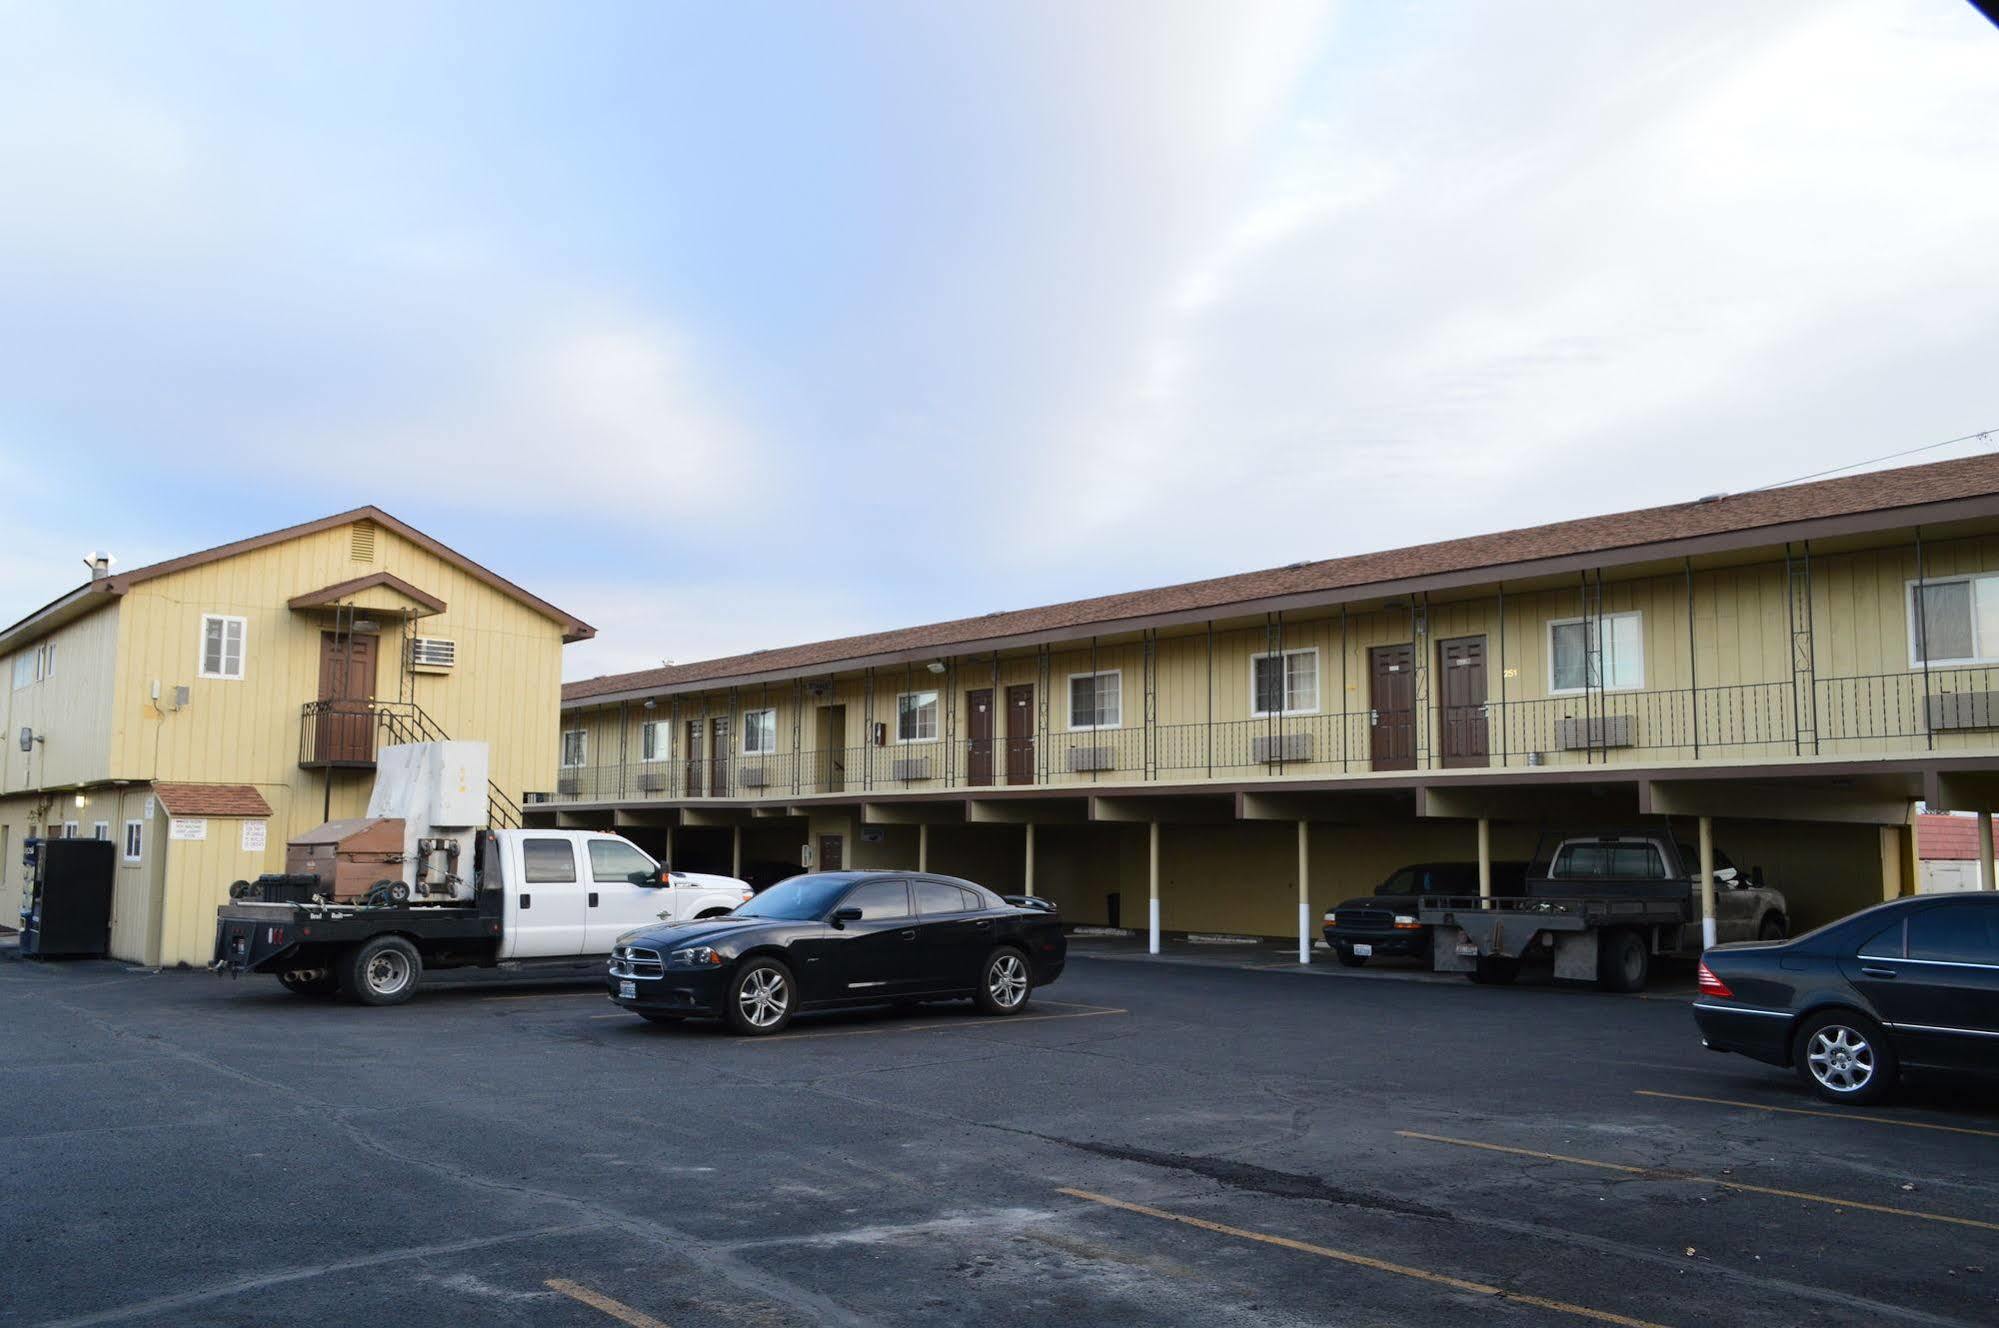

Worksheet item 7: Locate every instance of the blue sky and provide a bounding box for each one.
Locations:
[3,1,1997,679]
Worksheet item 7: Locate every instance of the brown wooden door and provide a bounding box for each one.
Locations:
[1369,644,1416,771]
[966,689,994,786]
[1437,635,1489,768]
[709,716,731,797]
[1006,685,1035,785]
[818,834,844,871]
[684,720,704,797]
[316,632,378,763]
[817,705,847,793]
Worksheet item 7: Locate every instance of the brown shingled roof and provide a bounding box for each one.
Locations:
[153,783,274,818]
[563,451,1999,704]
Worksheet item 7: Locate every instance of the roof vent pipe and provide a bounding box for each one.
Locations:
[83,552,114,580]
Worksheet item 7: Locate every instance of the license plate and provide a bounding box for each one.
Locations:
[1352,944,1373,957]
[618,980,636,1000]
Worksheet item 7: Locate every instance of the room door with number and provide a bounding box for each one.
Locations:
[1437,635,1489,768]
[966,689,994,786]
[1006,685,1036,785]
[1369,644,1416,771]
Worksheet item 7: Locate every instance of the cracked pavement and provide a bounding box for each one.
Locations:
[2,947,1995,1327]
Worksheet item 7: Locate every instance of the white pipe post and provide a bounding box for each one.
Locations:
[918,822,929,873]
[1477,817,1492,908]
[1981,811,1995,891]
[1698,815,1717,950]
[1024,822,1036,897]
[664,823,675,868]
[1297,819,1310,965]
[1148,820,1161,955]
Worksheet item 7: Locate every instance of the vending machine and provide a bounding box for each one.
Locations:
[19,836,115,959]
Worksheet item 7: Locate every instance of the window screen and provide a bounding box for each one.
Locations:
[521,839,578,883]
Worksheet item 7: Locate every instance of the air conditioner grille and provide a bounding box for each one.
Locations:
[409,637,457,669]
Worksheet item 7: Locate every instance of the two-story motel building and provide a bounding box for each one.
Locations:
[0,508,590,967]
[539,453,1999,951]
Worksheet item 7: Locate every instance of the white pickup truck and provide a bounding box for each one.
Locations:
[213,828,752,1005]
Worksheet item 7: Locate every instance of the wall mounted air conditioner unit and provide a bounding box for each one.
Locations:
[1252,732,1313,764]
[1066,746,1116,773]
[890,757,932,782]
[409,637,457,672]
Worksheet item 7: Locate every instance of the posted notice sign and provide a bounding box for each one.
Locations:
[240,821,267,852]
[169,817,208,841]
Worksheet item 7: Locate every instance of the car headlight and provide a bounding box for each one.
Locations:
[668,945,724,968]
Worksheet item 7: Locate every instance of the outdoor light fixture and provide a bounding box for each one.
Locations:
[925,660,946,675]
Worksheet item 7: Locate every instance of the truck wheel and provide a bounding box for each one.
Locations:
[1759,915,1788,942]
[1597,929,1649,993]
[1469,956,1519,985]
[1336,949,1367,968]
[725,958,795,1035]
[342,936,422,1006]
[278,966,338,997]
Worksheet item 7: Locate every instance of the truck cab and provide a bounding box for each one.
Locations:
[1537,834,1787,944]
[495,831,752,958]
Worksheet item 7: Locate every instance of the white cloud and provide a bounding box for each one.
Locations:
[554,577,876,682]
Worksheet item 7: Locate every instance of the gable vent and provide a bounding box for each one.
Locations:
[408,637,457,671]
[350,520,377,563]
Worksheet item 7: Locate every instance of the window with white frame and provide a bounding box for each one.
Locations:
[1068,671,1122,729]
[1909,575,1999,666]
[11,653,33,690]
[742,708,779,754]
[199,614,246,679]
[896,692,938,743]
[36,641,53,681]
[1251,648,1319,716]
[560,729,587,768]
[92,821,110,840]
[123,821,144,862]
[641,720,667,762]
[1549,612,1644,693]
[61,821,79,839]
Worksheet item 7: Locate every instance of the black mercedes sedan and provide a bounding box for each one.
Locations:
[606,870,1067,1035]
[1693,892,1999,1104]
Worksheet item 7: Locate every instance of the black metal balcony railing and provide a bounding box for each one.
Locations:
[524,666,1999,807]
[299,699,522,828]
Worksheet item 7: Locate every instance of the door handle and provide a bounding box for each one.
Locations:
[1369,709,1380,726]
[974,919,990,929]
[1859,966,1897,979]
[900,929,916,940]
[588,892,599,908]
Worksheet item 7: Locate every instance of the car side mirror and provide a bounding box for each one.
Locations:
[830,906,863,928]
[629,867,672,887]
[1715,866,1739,887]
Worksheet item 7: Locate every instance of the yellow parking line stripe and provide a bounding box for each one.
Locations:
[1634,1090,1999,1141]
[1057,1188,1669,1328]
[1397,1132,1999,1232]
[545,1278,670,1328]
[748,1007,1127,1044]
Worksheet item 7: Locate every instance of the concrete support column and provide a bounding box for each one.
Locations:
[1477,817,1492,907]
[1296,820,1310,966]
[1148,821,1161,956]
[731,825,742,879]
[1698,815,1716,950]
[1023,823,1036,897]
[1981,811,1995,891]
[918,823,929,874]
[664,824,676,867]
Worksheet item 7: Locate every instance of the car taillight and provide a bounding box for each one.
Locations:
[1697,961,1733,998]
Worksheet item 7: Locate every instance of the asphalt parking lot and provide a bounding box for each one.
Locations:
[2,942,1994,1328]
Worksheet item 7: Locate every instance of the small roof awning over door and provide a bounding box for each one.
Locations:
[288,572,447,623]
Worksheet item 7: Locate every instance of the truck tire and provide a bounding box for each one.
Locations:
[278,966,339,997]
[1469,956,1519,985]
[1597,928,1648,993]
[342,936,422,1006]
[1759,915,1788,942]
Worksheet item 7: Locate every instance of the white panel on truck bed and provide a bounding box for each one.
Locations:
[369,742,490,829]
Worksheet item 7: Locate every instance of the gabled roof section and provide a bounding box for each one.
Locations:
[0,506,594,652]
[153,783,274,818]
[289,571,448,617]
[563,450,1999,705]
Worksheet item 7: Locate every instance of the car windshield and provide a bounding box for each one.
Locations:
[732,873,858,921]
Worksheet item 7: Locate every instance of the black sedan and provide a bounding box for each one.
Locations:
[1694,892,1999,1104]
[607,870,1067,1035]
